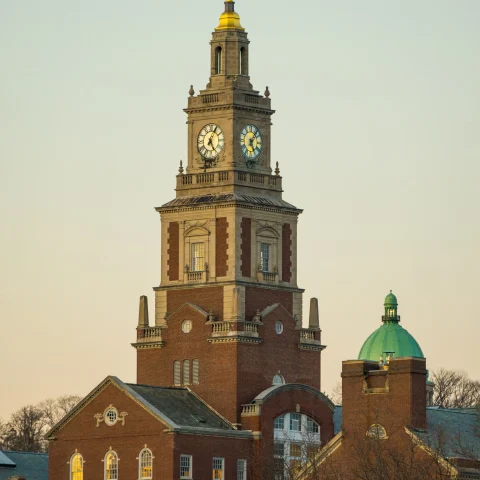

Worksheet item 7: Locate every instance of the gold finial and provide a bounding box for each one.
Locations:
[216,0,244,31]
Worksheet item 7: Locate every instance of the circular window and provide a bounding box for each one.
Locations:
[182,320,192,333]
[275,320,283,335]
[104,407,118,426]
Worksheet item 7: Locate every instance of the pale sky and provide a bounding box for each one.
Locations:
[1,0,479,419]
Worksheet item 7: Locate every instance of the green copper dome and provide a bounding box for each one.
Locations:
[358,291,424,361]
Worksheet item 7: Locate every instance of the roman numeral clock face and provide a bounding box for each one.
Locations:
[197,123,225,160]
[240,124,262,162]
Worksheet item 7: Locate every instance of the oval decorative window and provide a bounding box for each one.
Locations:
[104,406,118,426]
[275,320,283,335]
[182,319,192,333]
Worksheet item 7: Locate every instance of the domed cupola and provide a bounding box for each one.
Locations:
[358,291,424,361]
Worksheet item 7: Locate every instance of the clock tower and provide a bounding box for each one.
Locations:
[134,0,325,425]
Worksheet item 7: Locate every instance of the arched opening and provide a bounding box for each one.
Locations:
[273,413,321,474]
[70,453,83,480]
[240,47,246,75]
[215,47,222,74]
[104,451,118,480]
[139,448,153,479]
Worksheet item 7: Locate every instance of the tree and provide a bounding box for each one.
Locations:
[1,394,81,452]
[328,382,342,406]
[432,368,480,408]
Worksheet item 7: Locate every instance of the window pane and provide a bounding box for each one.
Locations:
[140,449,153,479]
[180,455,192,479]
[174,361,181,385]
[237,459,246,480]
[71,453,83,480]
[105,452,118,480]
[306,417,319,434]
[192,359,199,385]
[183,360,190,385]
[274,415,284,430]
[260,243,269,272]
[289,443,301,458]
[273,442,285,457]
[289,413,301,431]
[213,457,224,480]
[192,243,205,271]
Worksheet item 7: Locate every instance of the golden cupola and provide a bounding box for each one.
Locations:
[216,0,244,31]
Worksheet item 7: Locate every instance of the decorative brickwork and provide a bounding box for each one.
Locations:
[167,222,179,281]
[241,217,251,277]
[244,286,293,321]
[282,223,292,283]
[215,217,229,277]
[166,286,224,321]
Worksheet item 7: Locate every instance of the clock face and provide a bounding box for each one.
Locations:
[240,124,262,160]
[197,123,225,159]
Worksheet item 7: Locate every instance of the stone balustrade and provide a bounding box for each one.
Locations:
[136,326,163,343]
[241,404,262,416]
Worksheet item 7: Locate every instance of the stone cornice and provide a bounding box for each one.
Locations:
[183,105,275,116]
[157,202,302,216]
[207,336,263,345]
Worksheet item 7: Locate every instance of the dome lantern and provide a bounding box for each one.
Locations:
[383,290,399,323]
[216,0,244,31]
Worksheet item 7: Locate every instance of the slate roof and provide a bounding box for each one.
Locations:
[333,406,480,462]
[411,407,480,461]
[159,193,300,212]
[0,450,48,480]
[126,383,233,431]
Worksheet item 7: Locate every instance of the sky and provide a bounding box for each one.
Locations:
[0,0,479,419]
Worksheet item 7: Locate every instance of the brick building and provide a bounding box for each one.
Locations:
[46,1,479,479]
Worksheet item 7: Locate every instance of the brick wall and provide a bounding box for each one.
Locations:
[216,217,229,277]
[241,217,251,277]
[244,286,293,320]
[282,223,292,283]
[167,222,179,281]
[166,286,224,320]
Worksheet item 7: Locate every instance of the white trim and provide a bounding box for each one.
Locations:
[213,457,225,480]
[70,452,83,480]
[180,454,193,479]
[104,450,118,480]
[138,447,153,480]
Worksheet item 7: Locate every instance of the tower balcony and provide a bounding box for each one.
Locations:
[208,320,263,344]
[132,326,165,349]
[298,328,325,352]
[176,170,282,194]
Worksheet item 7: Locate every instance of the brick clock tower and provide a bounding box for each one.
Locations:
[134,0,325,425]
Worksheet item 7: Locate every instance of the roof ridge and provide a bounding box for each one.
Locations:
[126,383,187,391]
[0,450,48,456]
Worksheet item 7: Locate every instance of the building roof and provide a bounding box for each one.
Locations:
[47,376,252,439]
[126,383,233,431]
[411,407,480,461]
[158,193,300,212]
[384,290,398,306]
[333,406,480,462]
[0,450,48,480]
[358,321,424,361]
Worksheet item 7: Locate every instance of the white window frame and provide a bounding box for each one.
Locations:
[70,452,83,480]
[212,457,225,480]
[255,226,279,275]
[138,448,153,480]
[180,454,192,480]
[237,459,247,480]
[104,450,118,480]
[191,242,205,272]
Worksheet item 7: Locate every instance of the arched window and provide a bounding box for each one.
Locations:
[139,448,153,479]
[174,360,181,386]
[192,359,199,385]
[183,359,190,385]
[104,451,118,480]
[240,47,246,75]
[366,424,387,440]
[70,453,83,480]
[215,47,222,74]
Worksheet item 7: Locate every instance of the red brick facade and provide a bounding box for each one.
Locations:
[282,223,292,283]
[240,217,251,278]
[215,217,229,277]
[167,222,179,281]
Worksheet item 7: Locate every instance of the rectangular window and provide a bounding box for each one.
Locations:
[180,455,192,479]
[174,360,181,386]
[289,443,301,458]
[260,243,269,272]
[306,444,320,459]
[183,359,190,385]
[237,459,246,480]
[274,415,284,430]
[192,359,199,385]
[273,442,285,457]
[306,417,319,434]
[213,457,224,480]
[289,413,301,432]
[191,243,205,272]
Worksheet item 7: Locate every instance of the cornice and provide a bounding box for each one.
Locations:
[207,337,263,345]
[184,105,275,116]
[157,202,302,216]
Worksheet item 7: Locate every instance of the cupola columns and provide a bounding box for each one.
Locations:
[382,290,399,323]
